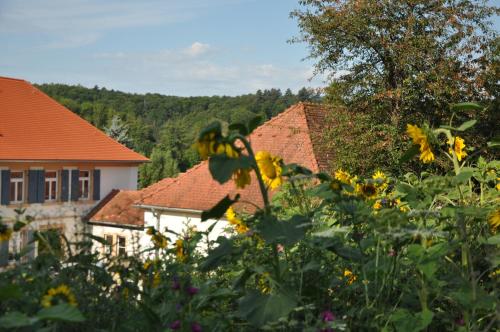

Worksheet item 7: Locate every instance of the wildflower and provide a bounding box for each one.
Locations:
[448,136,467,161]
[191,322,202,332]
[232,168,251,189]
[321,310,336,322]
[357,183,378,199]
[406,124,435,163]
[488,209,500,232]
[334,169,352,184]
[41,285,77,308]
[343,269,357,285]
[175,239,186,261]
[226,207,249,234]
[255,151,283,189]
[186,286,199,296]
[0,223,12,242]
[373,200,382,210]
[170,320,181,330]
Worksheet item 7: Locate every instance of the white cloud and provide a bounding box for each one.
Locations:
[184,42,211,57]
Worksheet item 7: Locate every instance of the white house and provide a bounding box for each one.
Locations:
[89,102,332,256]
[0,76,148,266]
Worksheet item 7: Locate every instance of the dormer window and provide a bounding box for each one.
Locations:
[10,171,24,203]
[78,170,90,200]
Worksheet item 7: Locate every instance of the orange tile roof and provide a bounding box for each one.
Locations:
[86,189,145,227]
[0,76,148,162]
[138,102,332,213]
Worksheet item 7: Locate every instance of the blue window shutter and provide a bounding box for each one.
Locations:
[37,170,45,203]
[93,169,101,200]
[70,170,79,201]
[1,170,10,205]
[61,170,69,201]
[0,239,8,267]
[28,170,38,204]
[26,230,35,261]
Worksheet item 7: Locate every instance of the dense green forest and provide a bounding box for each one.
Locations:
[37,84,321,187]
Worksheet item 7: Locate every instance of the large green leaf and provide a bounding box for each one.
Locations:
[451,102,482,112]
[257,215,310,246]
[238,291,296,327]
[0,312,37,328]
[399,145,419,164]
[198,121,222,139]
[228,123,248,136]
[208,154,253,184]
[247,116,262,134]
[36,304,85,322]
[201,194,240,221]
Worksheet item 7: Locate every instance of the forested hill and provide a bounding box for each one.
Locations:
[37,83,321,187]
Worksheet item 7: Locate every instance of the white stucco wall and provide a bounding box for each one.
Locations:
[99,166,138,198]
[91,224,143,257]
[140,210,231,258]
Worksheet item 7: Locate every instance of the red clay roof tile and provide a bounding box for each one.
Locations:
[0,76,148,162]
[86,189,145,227]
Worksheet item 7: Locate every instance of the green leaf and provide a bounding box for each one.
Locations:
[247,116,262,134]
[228,123,248,136]
[456,119,477,131]
[486,234,500,245]
[201,194,240,221]
[208,154,253,184]
[487,135,500,148]
[452,169,474,185]
[390,309,433,332]
[451,102,482,112]
[0,312,37,328]
[200,237,235,271]
[257,215,310,246]
[399,145,419,164]
[238,291,296,327]
[36,304,85,322]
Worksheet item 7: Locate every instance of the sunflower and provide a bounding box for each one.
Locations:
[343,269,357,285]
[448,136,467,161]
[406,124,435,163]
[193,132,217,160]
[334,169,352,184]
[232,168,251,189]
[357,183,378,200]
[372,170,388,192]
[0,223,12,242]
[488,209,500,233]
[255,151,283,189]
[226,207,249,234]
[152,233,168,249]
[175,239,186,262]
[41,285,77,308]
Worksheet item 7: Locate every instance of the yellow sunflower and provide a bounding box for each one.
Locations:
[372,170,388,191]
[41,285,77,308]
[488,209,500,233]
[448,136,467,161]
[343,269,357,285]
[175,239,186,262]
[226,207,249,234]
[334,169,352,184]
[255,151,283,189]
[232,168,251,189]
[356,183,378,200]
[0,223,12,242]
[151,233,168,249]
[406,124,435,163]
[193,132,217,160]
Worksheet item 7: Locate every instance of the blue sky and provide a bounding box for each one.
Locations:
[1,0,498,96]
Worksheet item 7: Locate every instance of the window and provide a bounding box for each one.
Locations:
[10,171,24,203]
[117,236,126,256]
[78,170,90,200]
[44,171,57,201]
[104,235,113,255]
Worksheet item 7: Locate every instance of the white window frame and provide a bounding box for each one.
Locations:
[117,236,126,256]
[44,170,58,201]
[78,170,90,200]
[10,171,24,203]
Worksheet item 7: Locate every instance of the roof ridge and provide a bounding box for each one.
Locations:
[249,103,304,139]
[0,76,27,82]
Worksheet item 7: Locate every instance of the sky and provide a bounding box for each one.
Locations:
[1,0,498,96]
[0,0,326,96]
